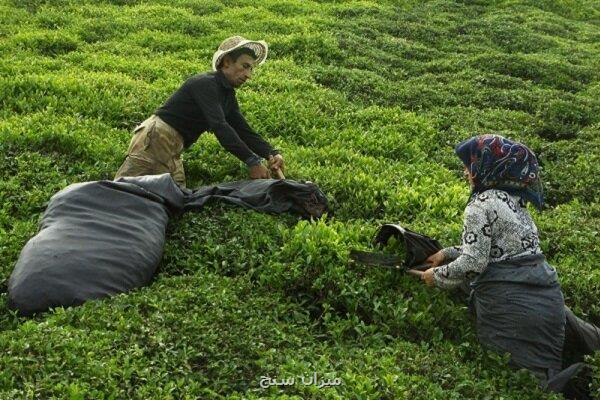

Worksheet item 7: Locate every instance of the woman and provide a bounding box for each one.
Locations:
[410,135,599,394]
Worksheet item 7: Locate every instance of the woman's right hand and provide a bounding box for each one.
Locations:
[426,251,445,267]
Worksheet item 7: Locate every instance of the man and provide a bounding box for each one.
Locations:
[114,36,284,187]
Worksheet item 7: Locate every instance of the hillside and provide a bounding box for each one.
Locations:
[1,0,599,398]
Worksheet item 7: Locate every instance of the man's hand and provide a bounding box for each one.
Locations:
[248,164,271,179]
[268,154,284,173]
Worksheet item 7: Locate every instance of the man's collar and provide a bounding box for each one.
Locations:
[215,70,233,90]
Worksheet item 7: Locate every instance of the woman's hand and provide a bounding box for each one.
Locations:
[408,251,445,287]
[425,250,445,267]
[407,268,436,287]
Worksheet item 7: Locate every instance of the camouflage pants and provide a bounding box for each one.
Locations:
[114,115,186,188]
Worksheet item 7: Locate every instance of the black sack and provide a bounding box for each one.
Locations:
[184,179,329,219]
[8,174,329,315]
[8,174,184,316]
[373,224,443,269]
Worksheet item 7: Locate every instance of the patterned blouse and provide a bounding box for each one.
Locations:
[433,189,543,289]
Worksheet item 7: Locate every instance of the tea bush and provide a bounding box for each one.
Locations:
[1,0,599,398]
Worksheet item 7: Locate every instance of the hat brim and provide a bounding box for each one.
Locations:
[212,40,268,71]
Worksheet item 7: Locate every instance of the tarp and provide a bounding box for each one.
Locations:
[8,174,329,315]
[185,178,329,219]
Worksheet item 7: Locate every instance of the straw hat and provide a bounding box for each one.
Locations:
[211,36,268,71]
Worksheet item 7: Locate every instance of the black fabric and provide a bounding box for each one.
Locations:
[8,174,184,316]
[546,362,591,398]
[348,250,404,270]
[184,178,329,219]
[372,224,442,269]
[563,307,600,365]
[8,174,329,315]
[470,254,565,373]
[155,71,278,162]
[457,253,597,397]
[552,308,600,399]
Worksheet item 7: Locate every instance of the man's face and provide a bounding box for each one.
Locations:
[221,54,257,88]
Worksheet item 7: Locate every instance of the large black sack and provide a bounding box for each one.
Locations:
[8,174,184,316]
[8,174,329,315]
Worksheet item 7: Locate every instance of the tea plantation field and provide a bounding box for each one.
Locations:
[1,0,599,398]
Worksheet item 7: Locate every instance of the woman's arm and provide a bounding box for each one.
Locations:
[441,245,462,261]
[433,199,493,288]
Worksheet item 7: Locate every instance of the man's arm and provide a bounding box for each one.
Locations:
[227,105,279,159]
[188,78,262,167]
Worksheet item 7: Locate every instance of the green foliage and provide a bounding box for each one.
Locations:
[9,30,80,56]
[0,274,314,398]
[1,0,599,398]
[592,354,600,399]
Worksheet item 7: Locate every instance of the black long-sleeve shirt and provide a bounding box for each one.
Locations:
[155,71,278,165]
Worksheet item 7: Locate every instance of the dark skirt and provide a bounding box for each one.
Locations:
[470,254,566,375]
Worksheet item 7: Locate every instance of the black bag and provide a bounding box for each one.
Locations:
[373,224,443,268]
[350,224,443,271]
[8,174,330,315]
[184,179,329,219]
[8,174,184,316]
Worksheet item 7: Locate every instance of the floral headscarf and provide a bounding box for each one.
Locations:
[455,135,544,209]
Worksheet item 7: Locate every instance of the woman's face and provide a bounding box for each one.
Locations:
[464,167,474,187]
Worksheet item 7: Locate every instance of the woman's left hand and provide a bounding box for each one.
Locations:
[407,267,436,287]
